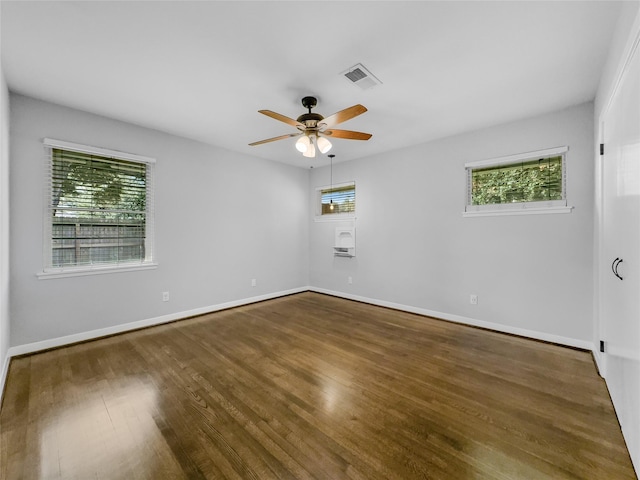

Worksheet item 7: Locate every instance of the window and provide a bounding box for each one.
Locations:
[40,139,156,278]
[464,146,572,216]
[316,181,356,219]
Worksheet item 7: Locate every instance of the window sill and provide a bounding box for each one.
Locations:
[462,206,574,217]
[37,262,158,280]
[314,214,356,223]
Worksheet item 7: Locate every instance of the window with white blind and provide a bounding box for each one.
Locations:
[464,146,573,216]
[39,139,156,278]
[316,181,356,219]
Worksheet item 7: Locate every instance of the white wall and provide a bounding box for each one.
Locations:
[309,102,594,347]
[0,38,11,395]
[9,94,309,348]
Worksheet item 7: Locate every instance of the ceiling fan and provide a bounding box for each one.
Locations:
[249,96,372,158]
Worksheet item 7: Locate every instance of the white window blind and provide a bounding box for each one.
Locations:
[41,139,155,276]
[316,182,356,217]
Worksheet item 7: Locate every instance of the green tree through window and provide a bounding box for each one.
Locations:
[471,156,563,205]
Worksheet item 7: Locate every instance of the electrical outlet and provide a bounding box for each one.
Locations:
[348,276,353,285]
[251,278,257,287]
[162,291,170,302]
[470,294,478,305]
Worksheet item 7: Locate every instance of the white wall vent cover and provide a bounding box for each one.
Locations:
[341,63,382,90]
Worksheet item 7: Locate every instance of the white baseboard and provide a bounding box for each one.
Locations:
[7,286,308,358]
[1,286,596,405]
[311,287,593,351]
[592,347,607,377]
[4,287,595,359]
[0,352,10,406]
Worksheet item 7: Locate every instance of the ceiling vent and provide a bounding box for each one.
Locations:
[341,63,382,90]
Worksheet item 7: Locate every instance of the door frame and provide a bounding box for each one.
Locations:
[594,119,606,376]
[594,13,640,378]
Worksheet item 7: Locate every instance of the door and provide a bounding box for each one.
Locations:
[600,37,640,471]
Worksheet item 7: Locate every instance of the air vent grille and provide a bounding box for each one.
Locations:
[341,63,382,90]
[345,68,367,82]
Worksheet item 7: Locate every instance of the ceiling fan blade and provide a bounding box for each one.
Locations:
[258,110,304,129]
[320,104,367,128]
[322,129,372,141]
[249,132,302,146]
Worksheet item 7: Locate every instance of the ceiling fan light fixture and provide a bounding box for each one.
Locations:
[316,136,332,154]
[303,136,316,157]
[295,135,310,153]
[303,142,316,158]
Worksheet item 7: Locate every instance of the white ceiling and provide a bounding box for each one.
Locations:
[1,1,623,168]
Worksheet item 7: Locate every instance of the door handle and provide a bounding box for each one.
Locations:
[612,258,623,281]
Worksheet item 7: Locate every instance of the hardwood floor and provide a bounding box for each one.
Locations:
[0,292,635,479]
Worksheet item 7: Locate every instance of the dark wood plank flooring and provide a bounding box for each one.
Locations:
[0,292,636,479]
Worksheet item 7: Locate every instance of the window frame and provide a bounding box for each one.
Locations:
[314,181,356,222]
[463,146,573,217]
[38,138,157,279]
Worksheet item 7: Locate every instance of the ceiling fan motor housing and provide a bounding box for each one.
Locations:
[297,112,324,128]
[301,96,318,110]
[298,97,324,128]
